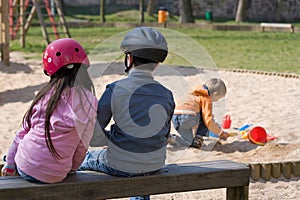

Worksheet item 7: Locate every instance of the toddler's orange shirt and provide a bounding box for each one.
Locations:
[174,85,221,135]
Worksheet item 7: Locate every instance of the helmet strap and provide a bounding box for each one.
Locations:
[44,70,50,76]
[124,53,133,74]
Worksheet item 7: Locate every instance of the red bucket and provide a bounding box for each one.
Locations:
[248,126,267,145]
[222,115,231,129]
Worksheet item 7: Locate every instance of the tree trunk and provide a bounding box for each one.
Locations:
[235,0,247,22]
[139,0,144,23]
[146,0,158,16]
[100,0,105,23]
[276,0,283,22]
[178,0,194,23]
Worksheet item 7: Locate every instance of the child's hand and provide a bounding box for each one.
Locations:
[1,164,17,176]
[219,131,229,141]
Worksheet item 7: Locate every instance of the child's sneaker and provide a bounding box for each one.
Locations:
[167,134,190,150]
[190,135,204,149]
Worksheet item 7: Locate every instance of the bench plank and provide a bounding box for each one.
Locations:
[0,160,250,200]
[261,23,293,28]
[260,23,294,33]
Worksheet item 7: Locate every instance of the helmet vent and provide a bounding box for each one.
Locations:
[75,48,79,52]
[56,52,61,57]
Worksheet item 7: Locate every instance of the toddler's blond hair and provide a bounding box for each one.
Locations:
[205,78,227,96]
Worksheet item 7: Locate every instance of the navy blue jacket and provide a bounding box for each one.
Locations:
[96,69,175,173]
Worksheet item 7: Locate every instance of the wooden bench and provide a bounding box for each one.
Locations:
[260,23,294,33]
[0,160,250,200]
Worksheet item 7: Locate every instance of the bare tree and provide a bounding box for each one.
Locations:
[146,0,158,16]
[276,0,283,22]
[139,0,144,23]
[100,0,105,23]
[178,0,194,23]
[235,0,247,22]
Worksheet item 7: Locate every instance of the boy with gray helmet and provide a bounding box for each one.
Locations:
[120,26,168,73]
[79,27,175,200]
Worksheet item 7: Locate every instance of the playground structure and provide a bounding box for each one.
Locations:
[9,0,70,45]
[0,0,10,66]
[0,0,71,66]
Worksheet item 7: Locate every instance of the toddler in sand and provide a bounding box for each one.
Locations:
[171,78,229,148]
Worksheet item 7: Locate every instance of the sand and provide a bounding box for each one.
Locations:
[0,52,299,199]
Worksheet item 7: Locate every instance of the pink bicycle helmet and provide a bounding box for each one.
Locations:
[42,38,90,76]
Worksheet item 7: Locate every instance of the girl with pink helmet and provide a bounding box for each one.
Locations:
[1,38,98,183]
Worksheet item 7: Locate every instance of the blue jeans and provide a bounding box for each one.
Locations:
[195,113,209,137]
[172,113,209,141]
[172,114,199,144]
[79,149,155,200]
[17,167,45,184]
[172,113,209,145]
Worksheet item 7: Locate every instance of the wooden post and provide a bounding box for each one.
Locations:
[0,0,2,52]
[271,162,281,179]
[281,161,292,179]
[292,161,300,177]
[24,5,36,35]
[227,186,249,200]
[250,163,260,181]
[260,163,271,181]
[1,0,10,66]
[54,0,71,38]
[33,0,50,44]
[20,0,25,47]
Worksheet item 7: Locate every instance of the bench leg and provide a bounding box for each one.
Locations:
[226,186,249,200]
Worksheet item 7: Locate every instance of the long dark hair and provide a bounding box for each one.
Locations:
[23,64,95,159]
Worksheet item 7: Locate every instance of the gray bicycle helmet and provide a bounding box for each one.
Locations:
[120,27,168,63]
